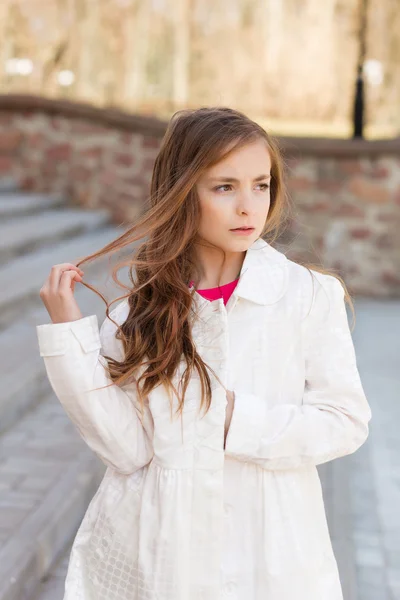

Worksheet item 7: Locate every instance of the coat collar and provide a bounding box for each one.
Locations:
[190,237,289,308]
[233,237,289,305]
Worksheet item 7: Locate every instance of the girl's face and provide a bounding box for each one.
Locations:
[195,139,272,253]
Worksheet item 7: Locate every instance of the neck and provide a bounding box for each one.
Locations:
[192,244,246,288]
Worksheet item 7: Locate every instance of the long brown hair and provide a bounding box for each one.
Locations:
[75,106,355,419]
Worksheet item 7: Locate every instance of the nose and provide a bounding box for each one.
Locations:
[236,189,257,215]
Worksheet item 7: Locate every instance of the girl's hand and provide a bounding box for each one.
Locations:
[224,389,235,447]
[39,263,85,324]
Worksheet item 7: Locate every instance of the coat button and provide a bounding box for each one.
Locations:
[223,580,236,594]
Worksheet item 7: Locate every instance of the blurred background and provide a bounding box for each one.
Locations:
[0,1,399,599]
[0,0,399,138]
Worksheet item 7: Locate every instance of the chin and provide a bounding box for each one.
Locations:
[225,237,257,252]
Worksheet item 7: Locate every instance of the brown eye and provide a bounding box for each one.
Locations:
[214,185,232,192]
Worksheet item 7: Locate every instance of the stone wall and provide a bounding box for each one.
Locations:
[0,94,399,297]
[283,138,400,297]
[0,95,165,224]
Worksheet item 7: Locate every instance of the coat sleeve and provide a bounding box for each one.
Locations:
[36,301,154,475]
[224,273,372,470]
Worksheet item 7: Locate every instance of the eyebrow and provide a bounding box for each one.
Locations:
[207,174,271,183]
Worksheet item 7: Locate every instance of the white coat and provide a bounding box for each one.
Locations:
[36,237,372,600]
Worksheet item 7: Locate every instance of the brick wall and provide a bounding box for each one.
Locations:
[0,95,165,224]
[0,94,399,297]
[283,138,400,297]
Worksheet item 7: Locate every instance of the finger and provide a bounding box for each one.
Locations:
[61,262,84,275]
[58,270,82,295]
[48,264,84,291]
[73,263,85,275]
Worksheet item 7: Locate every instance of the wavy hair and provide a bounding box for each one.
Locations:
[75,106,355,419]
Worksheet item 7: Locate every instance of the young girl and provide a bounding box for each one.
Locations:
[37,107,371,600]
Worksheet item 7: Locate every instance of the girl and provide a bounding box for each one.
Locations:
[37,106,371,600]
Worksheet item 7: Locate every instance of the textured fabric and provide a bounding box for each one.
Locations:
[35,237,372,600]
[188,278,239,305]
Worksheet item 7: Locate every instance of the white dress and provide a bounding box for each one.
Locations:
[36,237,372,599]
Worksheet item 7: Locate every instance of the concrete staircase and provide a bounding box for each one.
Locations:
[0,180,131,600]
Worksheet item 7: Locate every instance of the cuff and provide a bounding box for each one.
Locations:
[224,391,267,458]
[36,314,100,357]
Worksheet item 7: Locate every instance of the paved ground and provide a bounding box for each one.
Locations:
[349,297,400,600]
[28,297,400,599]
[0,400,84,546]
[32,548,70,600]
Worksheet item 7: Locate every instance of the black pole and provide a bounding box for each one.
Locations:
[353,0,368,138]
[353,65,364,138]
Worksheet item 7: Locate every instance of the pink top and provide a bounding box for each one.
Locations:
[188,278,239,306]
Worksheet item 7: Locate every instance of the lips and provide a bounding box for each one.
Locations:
[230,227,254,231]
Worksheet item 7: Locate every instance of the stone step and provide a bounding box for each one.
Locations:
[0,318,49,435]
[0,178,18,193]
[0,193,65,220]
[0,396,105,600]
[0,225,128,330]
[0,187,133,599]
[0,207,111,265]
[0,257,132,434]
